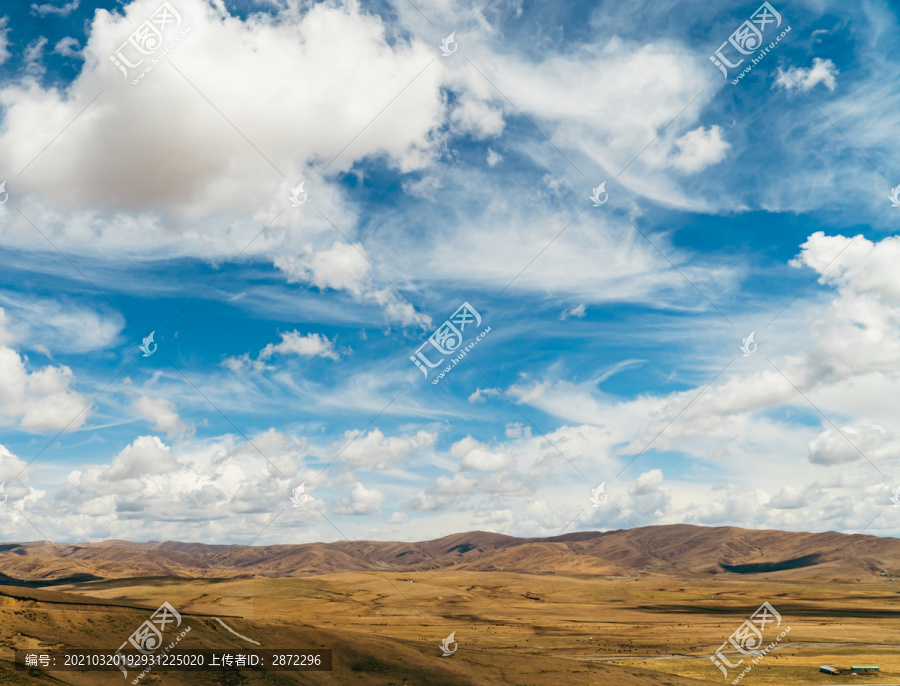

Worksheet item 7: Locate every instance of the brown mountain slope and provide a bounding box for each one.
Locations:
[2,524,899,583]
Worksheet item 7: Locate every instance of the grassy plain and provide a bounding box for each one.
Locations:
[3,570,888,685]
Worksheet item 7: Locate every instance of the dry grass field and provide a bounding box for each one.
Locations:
[11,571,897,685]
[3,526,900,684]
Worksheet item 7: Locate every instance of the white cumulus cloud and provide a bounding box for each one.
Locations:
[0,309,88,432]
[131,396,191,439]
[668,125,730,173]
[258,331,340,361]
[775,58,838,92]
[334,482,385,515]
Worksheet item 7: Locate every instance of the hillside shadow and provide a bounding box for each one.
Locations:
[719,554,822,574]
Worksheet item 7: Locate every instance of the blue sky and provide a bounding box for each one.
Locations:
[0,0,899,545]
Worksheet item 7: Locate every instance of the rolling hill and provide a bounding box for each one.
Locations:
[2,524,899,584]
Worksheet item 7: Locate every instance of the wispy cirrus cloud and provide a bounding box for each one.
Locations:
[31,0,79,17]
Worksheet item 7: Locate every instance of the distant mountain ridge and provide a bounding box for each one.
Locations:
[1,524,898,584]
